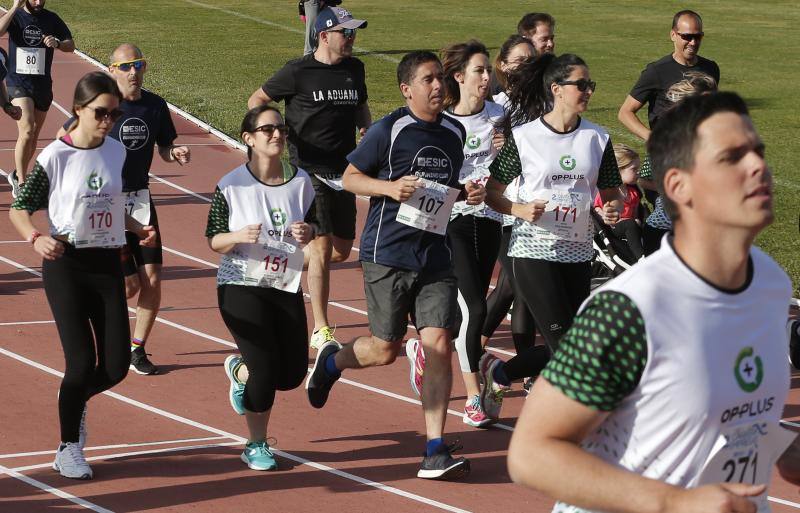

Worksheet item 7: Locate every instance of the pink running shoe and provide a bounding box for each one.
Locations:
[479,352,510,421]
[463,394,492,428]
[405,338,425,396]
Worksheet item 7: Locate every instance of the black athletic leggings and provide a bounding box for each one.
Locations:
[481,226,537,353]
[448,214,501,373]
[43,245,131,443]
[501,258,591,381]
[643,224,670,256]
[218,285,309,413]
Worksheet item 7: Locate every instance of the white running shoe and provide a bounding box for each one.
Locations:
[52,442,93,480]
[310,326,337,350]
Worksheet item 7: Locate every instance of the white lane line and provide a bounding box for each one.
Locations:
[148,172,212,203]
[0,317,136,327]
[0,240,27,243]
[0,346,470,513]
[180,0,400,64]
[0,254,514,430]
[0,436,230,460]
[0,462,114,513]
[10,441,243,472]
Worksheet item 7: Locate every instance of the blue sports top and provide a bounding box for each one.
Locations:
[348,106,466,272]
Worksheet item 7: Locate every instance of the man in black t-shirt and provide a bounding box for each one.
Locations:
[618,10,720,141]
[0,0,74,198]
[249,5,371,351]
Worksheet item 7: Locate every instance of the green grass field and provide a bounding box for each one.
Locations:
[6,0,799,289]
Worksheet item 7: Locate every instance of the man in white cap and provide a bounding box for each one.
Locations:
[249,6,371,350]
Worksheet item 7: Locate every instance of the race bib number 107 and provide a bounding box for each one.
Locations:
[396,177,459,235]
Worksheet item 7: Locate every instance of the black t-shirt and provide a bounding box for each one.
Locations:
[63,90,178,191]
[262,53,367,175]
[629,54,720,127]
[0,48,8,83]
[6,8,71,88]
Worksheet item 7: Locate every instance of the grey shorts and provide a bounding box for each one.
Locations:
[361,261,458,342]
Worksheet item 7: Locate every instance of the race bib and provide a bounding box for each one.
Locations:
[16,47,45,75]
[396,177,460,235]
[314,174,344,191]
[243,239,303,292]
[531,189,590,242]
[74,195,125,248]
[696,421,797,513]
[124,189,151,225]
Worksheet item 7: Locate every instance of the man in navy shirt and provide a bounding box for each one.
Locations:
[0,0,74,197]
[58,43,190,376]
[306,51,485,481]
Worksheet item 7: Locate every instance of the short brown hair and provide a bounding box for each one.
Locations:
[517,12,555,37]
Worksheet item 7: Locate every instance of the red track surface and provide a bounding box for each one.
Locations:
[1,46,799,513]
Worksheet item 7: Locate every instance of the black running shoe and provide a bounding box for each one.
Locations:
[130,346,159,375]
[417,442,470,480]
[305,341,341,408]
[789,320,800,371]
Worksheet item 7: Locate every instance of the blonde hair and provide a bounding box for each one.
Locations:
[613,143,639,170]
[666,71,717,104]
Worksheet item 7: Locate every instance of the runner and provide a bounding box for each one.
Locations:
[508,91,800,513]
[638,71,716,255]
[618,9,720,141]
[249,5,370,351]
[436,39,504,427]
[0,0,74,198]
[305,51,483,480]
[8,71,155,480]
[207,105,317,471]
[491,34,534,107]
[0,47,23,121]
[481,53,623,420]
[300,0,342,55]
[490,13,555,97]
[57,43,191,375]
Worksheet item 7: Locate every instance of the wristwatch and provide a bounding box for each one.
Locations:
[28,230,42,245]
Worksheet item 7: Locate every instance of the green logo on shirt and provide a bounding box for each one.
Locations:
[271,208,287,227]
[86,171,103,190]
[734,347,764,393]
[559,155,576,171]
[466,133,481,150]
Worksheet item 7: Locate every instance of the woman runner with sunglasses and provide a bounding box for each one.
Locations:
[9,71,156,480]
[208,105,318,471]
[480,54,623,419]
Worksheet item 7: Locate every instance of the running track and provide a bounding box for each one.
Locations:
[1,43,799,513]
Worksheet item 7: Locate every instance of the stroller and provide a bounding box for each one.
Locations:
[590,209,638,289]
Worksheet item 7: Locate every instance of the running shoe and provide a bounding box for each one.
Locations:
[130,346,159,375]
[463,394,492,428]
[52,442,93,480]
[306,340,341,408]
[788,319,800,371]
[405,338,425,397]
[479,352,510,421]
[417,442,470,480]
[241,441,277,471]
[310,326,337,350]
[522,377,534,395]
[7,170,20,199]
[224,355,246,415]
[78,406,87,449]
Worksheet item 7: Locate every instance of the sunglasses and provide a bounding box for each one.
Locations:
[253,124,289,136]
[557,79,597,92]
[111,58,146,72]
[88,106,124,122]
[327,28,357,38]
[677,32,704,42]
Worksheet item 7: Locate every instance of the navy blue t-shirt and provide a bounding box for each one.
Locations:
[348,107,466,272]
[64,90,178,191]
[6,8,71,88]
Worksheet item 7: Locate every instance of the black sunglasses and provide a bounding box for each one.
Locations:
[677,32,704,42]
[557,79,596,92]
[88,106,124,122]
[327,28,357,38]
[253,124,289,136]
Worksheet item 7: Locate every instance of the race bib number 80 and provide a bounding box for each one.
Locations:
[16,47,45,75]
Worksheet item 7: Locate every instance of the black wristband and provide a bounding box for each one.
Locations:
[55,39,61,48]
[3,101,12,110]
